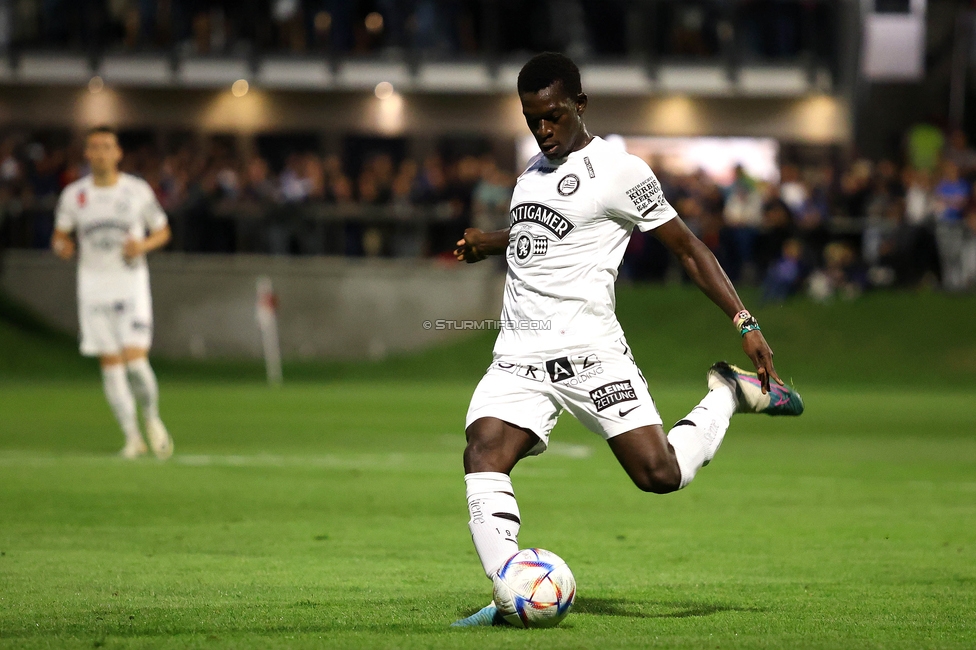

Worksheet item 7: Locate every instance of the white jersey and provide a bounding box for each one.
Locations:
[494,136,677,357]
[54,173,168,304]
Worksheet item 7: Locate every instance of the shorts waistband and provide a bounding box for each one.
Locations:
[489,349,614,384]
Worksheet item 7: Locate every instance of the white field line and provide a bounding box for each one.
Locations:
[174,453,440,470]
[0,443,594,470]
[0,452,454,471]
[439,435,593,458]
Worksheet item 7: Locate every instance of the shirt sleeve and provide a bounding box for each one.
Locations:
[602,154,677,232]
[54,187,78,233]
[139,182,168,232]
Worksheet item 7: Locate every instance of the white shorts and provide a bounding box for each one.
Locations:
[78,294,153,357]
[465,338,662,456]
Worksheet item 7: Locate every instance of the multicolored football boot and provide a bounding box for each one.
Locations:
[707,361,804,416]
[451,602,505,627]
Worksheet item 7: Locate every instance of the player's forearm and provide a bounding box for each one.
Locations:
[477,228,511,256]
[51,229,74,260]
[142,226,172,254]
[678,240,745,319]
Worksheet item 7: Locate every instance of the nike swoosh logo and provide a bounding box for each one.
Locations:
[618,404,641,417]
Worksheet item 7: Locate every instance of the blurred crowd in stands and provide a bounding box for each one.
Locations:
[4,0,834,63]
[2,124,976,298]
[630,126,976,299]
[0,131,515,258]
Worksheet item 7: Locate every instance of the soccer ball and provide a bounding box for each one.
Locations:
[492,548,576,628]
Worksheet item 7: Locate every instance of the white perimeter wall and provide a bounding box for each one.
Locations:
[1,251,505,360]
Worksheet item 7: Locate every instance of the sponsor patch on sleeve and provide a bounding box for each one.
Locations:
[625,176,665,217]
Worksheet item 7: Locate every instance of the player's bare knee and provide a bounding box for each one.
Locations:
[463,427,506,471]
[632,462,681,494]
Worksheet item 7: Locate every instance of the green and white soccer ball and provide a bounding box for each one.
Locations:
[492,548,576,628]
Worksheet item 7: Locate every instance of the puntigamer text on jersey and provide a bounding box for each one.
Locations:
[509,203,576,239]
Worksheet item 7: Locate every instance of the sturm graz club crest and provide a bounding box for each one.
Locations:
[557,174,580,196]
[509,203,573,266]
[512,230,549,266]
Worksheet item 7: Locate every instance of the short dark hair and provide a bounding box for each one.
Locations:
[517,52,582,99]
[86,125,117,139]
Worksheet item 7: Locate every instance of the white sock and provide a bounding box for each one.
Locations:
[126,358,160,422]
[102,364,142,444]
[465,472,521,578]
[667,386,737,489]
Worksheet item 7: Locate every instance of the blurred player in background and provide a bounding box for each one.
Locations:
[452,53,804,626]
[51,126,174,460]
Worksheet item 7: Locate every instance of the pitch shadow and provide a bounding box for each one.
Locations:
[572,597,767,619]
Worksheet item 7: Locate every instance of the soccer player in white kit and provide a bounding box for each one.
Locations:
[451,53,804,626]
[51,126,174,460]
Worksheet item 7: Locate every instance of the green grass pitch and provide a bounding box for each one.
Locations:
[1,287,975,648]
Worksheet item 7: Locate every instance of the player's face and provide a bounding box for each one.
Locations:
[85,133,122,175]
[520,82,587,160]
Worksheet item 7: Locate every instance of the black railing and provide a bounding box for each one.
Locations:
[0,199,466,257]
[0,196,878,256]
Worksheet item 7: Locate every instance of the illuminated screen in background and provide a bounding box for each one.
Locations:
[516,135,780,186]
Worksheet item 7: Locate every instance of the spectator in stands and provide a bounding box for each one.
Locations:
[242,156,277,202]
[392,158,417,205]
[214,157,240,201]
[945,129,976,174]
[370,153,396,203]
[357,163,379,204]
[694,173,726,255]
[900,167,941,287]
[302,153,326,200]
[778,163,807,216]
[862,178,905,288]
[876,160,904,199]
[762,239,804,303]
[322,154,353,203]
[27,141,63,202]
[389,158,422,257]
[756,185,795,278]
[839,159,872,218]
[471,156,513,233]
[412,153,450,253]
[60,144,86,189]
[807,241,864,302]
[934,161,975,291]
[433,154,480,255]
[903,167,934,226]
[906,122,945,173]
[808,163,839,222]
[5,124,976,279]
[864,161,902,222]
[1,136,24,191]
[412,154,448,204]
[934,161,970,222]
[963,202,976,289]
[279,153,312,203]
[795,201,829,270]
[159,148,191,210]
[720,165,763,281]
